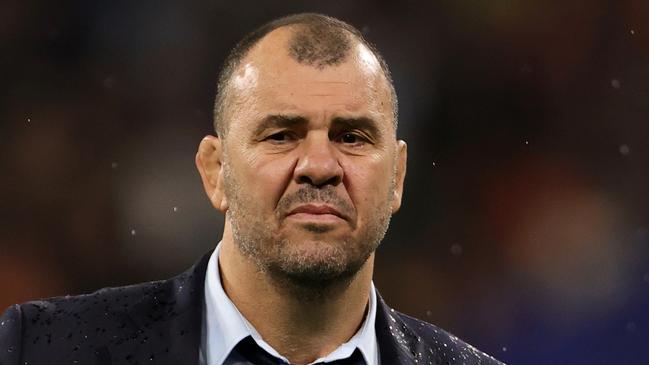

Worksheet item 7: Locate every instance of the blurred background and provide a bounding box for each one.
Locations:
[1,0,648,363]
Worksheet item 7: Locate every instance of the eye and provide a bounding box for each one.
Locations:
[337,132,367,146]
[264,131,295,143]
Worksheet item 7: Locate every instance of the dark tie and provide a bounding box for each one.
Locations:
[230,336,367,365]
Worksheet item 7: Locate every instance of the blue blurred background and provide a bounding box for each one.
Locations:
[1,1,648,363]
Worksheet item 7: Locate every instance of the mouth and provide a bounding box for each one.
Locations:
[286,204,348,223]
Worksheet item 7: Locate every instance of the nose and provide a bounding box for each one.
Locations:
[293,134,343,187]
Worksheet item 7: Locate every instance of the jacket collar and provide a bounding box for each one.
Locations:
[374,291,426,365]
[126,251,430,365]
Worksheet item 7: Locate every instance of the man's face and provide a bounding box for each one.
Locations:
[218,28,406,287]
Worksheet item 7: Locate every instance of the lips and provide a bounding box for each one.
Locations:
[287,204,347,221]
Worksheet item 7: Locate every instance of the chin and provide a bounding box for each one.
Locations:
[266,235,370,289]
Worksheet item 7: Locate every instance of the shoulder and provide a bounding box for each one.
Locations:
[2,279,166,343]
[0,253,208,365]
[0,281,160,364]
[22,277,168,319]
[394,310,504,365]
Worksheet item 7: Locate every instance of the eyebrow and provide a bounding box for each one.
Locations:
[331,116,381,138]
[253,114,309,136]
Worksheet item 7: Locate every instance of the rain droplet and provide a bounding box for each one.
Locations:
[111,162,118,169]
[626,321,637,332]
[130,229,136,236]
[524,140,529,145]
[619,144,630,155]
[611,79,621,89]
[172,206,178,212]
[27,118,31,123]
[432,161,437,167]
[425,310,432,317]
[630,29,636,35]
[502,346,507,352]
[450,244,463,256]
[103,76,116,89]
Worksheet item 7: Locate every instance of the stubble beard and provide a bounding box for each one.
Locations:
[223,163,393,300]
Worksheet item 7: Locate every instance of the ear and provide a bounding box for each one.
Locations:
[391,140,407,214]
[196,135,229,213]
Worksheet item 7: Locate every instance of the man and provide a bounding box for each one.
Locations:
[0,13,503,365]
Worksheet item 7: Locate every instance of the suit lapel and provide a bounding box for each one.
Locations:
[375,290,433,365]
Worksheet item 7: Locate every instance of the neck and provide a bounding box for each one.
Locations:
[218,223,374,365]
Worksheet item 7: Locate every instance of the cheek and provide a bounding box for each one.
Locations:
[342,156,393,210]
[239,152,294,210]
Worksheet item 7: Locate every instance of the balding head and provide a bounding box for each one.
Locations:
[287,21,351,69]
[213,13,398,138]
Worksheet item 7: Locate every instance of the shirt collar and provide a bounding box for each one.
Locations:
[201,242,379,365]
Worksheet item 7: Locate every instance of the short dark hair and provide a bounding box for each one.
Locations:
[212,13,398,137]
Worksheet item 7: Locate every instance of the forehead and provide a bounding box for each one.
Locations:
[229,27,392,126]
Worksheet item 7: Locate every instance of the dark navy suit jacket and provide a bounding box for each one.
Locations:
[0,252,503,365]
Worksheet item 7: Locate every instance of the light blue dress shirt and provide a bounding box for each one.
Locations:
[199,243,379,365]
